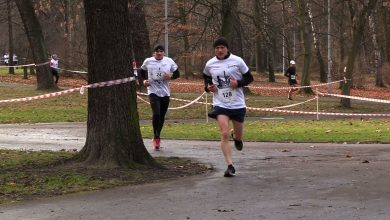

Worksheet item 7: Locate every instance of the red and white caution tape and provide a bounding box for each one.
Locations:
[0,61,49,68]
[168,92,206,110]
[137,95,150,104]
[0,87,82,103]
[247,107,390,117]
[318,92,390,104]
[170,79,347,90]
[247,79,346,90]
[84,77,135,89]
[271,97,317,109]
[57,67,87,74]
[0,76,136,103]
[136,92,207,110]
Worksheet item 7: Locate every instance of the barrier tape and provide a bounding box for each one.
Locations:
[0,61,49,68]
[247,79,346,90]
[136,92,207,110]
[1,73,388,117]
[0,76,136,103]
[137,95,150,104]
[57,67,87,74]
[170,79,347,90]
[138,91,390,117]
[247,106,390,117]
[0,87,82,103]
[271,97,317,109]
[318,92,390,104]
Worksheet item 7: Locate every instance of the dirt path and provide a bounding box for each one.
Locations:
[1,123,390,219]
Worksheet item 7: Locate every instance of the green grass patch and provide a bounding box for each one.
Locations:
[141,119,390,143]
[1,85,390,143]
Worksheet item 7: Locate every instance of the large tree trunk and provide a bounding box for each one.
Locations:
[296,0,312,94]
[307,3,326,82]
[7,0,15,75]
[369,13,384,87]
[80,0,158,168]
[178,0,194,79]
[64,0,74,69]
[254,0,266,74]
[341,0,378,107]
[220,0,243,57]
[15,0,54,90]
[129,0,151,90]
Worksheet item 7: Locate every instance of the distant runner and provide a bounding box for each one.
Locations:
[285,60,298,100]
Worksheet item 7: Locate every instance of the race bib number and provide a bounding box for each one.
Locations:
[218,88,237,102]
[151,71,164,81]
[290,75,296,80]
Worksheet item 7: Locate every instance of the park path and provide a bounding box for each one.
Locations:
[1,123,390,220]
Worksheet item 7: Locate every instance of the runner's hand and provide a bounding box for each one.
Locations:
[230,78,238,88]
[143,80,150,87]
[207,84,217,93]
[163,73,172,80]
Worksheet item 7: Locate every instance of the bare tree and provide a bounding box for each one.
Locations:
[341,0,378,107]
[295,0,313,94]
[15,0,54,90]
[7,0,14,74]
[79,0,159,168]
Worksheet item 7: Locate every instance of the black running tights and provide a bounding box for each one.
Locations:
[149,93,170,138]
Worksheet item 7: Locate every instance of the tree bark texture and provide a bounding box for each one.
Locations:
[80,0,158,168]
[296,0,313,94]
[221,0,244,57]
[129,0,151,89]
[342,0,378,107]
[7,0,15,75]
[178,0,194,79]
[15,0,54,90]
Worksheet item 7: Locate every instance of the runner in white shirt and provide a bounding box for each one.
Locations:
[203,37,253,177]
[140,45,180,150]
[50,54,59,84]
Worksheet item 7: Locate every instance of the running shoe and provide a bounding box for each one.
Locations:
[224,164,236,177]
[152,138,160,150]
[230,129,243,151]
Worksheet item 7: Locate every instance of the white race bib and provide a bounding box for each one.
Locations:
[218,88,237,102]
[290,75,296,80]
[151,71,164,81]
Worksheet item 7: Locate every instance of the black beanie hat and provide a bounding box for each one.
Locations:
[153,44,165,52]
[213,37,229,49]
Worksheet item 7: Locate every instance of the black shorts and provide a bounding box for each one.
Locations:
[288,80,297,85]
[208,106,246,123]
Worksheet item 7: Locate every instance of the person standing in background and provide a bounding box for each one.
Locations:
[50,54,59,84]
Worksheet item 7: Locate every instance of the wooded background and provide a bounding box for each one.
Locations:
[1,1,390,92]
[1,0,389,168]
[1,0,390,87]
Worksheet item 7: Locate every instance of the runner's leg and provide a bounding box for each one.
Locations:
[216,115,233,165]
[149,94,161,138]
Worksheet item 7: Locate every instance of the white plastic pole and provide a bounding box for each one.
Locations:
[316,88,319,120]
[206,93,209,123]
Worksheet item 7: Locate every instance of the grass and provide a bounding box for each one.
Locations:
[140,119,390,143]
[0,149,208,204]
[1,86,390,142]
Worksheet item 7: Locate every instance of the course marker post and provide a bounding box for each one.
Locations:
[316,88,319,120]
[206,93,209,123]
